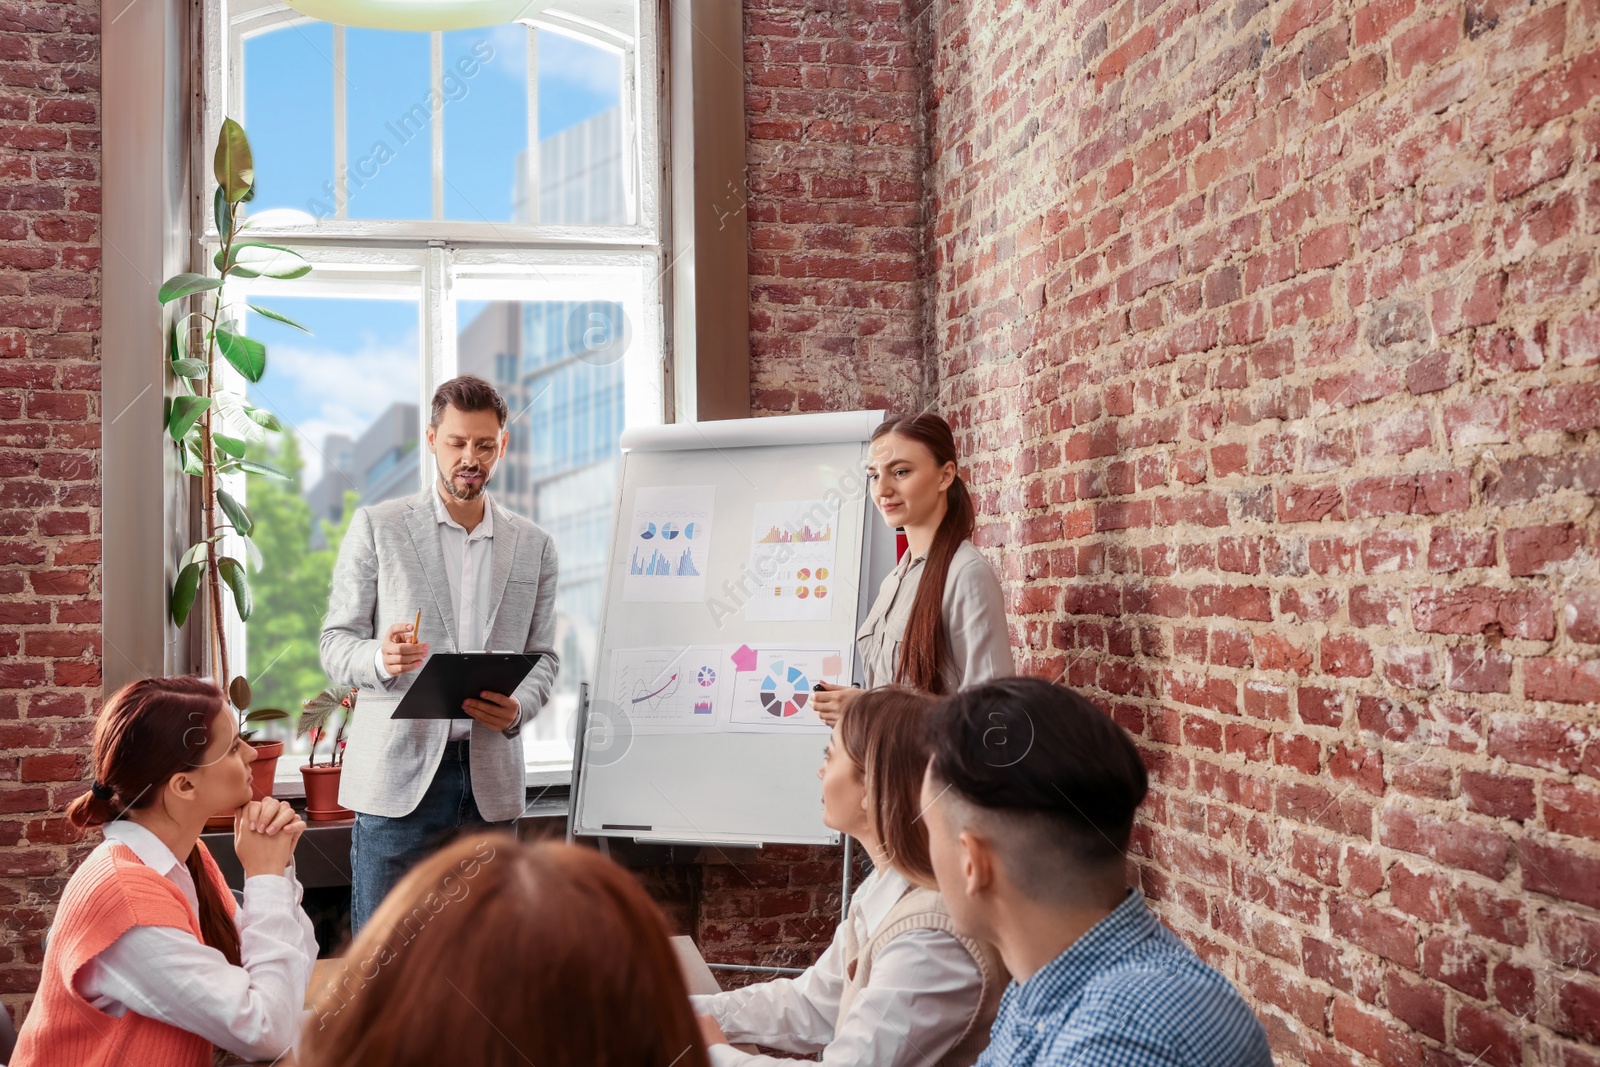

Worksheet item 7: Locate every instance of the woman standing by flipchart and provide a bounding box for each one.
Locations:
[813,413,1013,725]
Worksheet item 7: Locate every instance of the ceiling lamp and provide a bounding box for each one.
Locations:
[282,0,552,31]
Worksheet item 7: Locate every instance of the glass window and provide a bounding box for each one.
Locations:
[343,29,434,220]
[234,15,636,227]
[236,295,423,754]
[205,0,661,778]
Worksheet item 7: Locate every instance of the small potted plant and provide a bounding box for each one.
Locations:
[298,685,356,822]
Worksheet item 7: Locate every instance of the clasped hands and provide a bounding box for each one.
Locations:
[233,796,305,880]
[380,620,520,731]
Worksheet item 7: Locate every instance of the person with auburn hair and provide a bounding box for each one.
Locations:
[920,677,1272,1067]
[694,687,1004,1067]
[12,676,317,1066]
[298,834,709,1067]
[813,413,1012,724]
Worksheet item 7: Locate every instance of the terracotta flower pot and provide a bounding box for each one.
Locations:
[300,763,353,822]
[248,739,283,802]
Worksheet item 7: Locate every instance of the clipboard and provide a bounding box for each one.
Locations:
[391,652,542,719]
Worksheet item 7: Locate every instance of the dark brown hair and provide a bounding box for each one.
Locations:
[430,373,508,428]
[838,686,939,887]
[300,835,711,1067]
[929,678,1148,872]
[872,413,975,694]
[66,676,243,967]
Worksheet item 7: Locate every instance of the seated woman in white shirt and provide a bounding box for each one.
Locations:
[12,676,318,1067]
[694,685,1005,1067]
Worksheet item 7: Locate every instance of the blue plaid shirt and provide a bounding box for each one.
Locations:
[976,890,1272,1067]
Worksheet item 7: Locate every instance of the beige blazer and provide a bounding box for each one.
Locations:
[320,488,560,822]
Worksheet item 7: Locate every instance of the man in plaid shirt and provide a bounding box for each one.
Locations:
[921,677,1273,1066]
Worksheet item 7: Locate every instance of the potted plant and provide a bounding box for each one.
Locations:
[160,117,312,806]
[297,686,356,822]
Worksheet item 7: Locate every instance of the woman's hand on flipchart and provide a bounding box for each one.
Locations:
[697,1014,730,1047]
[811,683,862,726]
[381,621,430,676]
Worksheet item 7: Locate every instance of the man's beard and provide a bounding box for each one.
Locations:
[437,457,491,501]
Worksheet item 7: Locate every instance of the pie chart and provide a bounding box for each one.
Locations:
[758,661,810,717]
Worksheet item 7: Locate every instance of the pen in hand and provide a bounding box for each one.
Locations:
[412,608,422,644]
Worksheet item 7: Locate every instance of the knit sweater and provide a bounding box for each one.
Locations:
[836,884,1007,1067]
[11,840,237,1067]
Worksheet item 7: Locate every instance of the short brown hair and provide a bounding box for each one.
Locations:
[300,835,710,1067]
[430,374,508,427]
[838,686,940,887]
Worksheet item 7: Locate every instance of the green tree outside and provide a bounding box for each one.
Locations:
[245,434,358,747]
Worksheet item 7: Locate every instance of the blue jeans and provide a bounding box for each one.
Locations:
[349,740,506,933]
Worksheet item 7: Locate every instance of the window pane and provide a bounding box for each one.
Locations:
[243,22,335,218]
[241,297,422,754]
[441,27,527,223]
[444,26,627,225]
[345,29,433,220]
[456,288,633,757]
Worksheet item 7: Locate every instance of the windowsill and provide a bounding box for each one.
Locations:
[269,751,573,798]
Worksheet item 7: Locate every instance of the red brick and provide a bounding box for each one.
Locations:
[1523,382,1600,434]
[1526,659,1600,704]
[1487,713,1589,772]
[1448,644,1513,693]
[19,752,84,783]
[1506,523,1587,576]
[1567,588,1600,644]
[1521,839,1600,909]
[1427,526,1497,571]
[1462,770,1536,821]
[1383,969,1445,1041]
[1380,806,1510,878]
[1545,782,1600,839]
[1395,863,1459,921]
[1331,996,1426,1064]
[1454,1003,1522,1067]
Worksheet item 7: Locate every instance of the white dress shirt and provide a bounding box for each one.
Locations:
[74,819,319,1061]
[375,487,500,740]
[692,866,985,1067]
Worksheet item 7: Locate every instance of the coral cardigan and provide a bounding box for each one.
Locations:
[11,840,236,1067]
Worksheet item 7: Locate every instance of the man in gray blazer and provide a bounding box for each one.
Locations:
[322,375,559,931]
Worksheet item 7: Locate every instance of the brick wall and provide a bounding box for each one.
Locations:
[0,0,101,1024]
[745,0,933,418]
[925,0,1600,1060]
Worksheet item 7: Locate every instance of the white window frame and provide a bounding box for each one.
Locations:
[196,0,667,790]
[201,0,660,242]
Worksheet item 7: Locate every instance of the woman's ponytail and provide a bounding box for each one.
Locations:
[187,846,243,967]
[872,414,977,695]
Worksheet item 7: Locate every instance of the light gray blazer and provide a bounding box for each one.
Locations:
[320,488,560,822]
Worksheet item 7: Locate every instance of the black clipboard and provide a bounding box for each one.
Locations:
[391,652,542,719]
